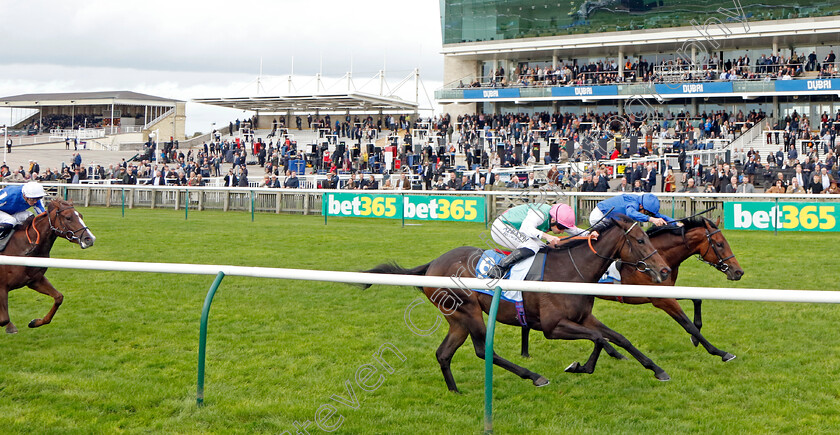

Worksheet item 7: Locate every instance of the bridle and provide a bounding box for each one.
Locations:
[588,221,660,275]
[696,226,736,273]
[27,204,90,247]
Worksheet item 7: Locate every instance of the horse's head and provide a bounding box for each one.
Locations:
[696,217,743,281]
[612,216,670,283]
[47,199,95,249]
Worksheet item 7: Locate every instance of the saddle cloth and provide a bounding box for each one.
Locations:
[473,249,547,326]
[0,229,16,252]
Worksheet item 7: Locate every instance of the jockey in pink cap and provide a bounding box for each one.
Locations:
[488,203,598,279]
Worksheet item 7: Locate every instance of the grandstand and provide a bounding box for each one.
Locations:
[0,91,185,150]
[432,0,840,190]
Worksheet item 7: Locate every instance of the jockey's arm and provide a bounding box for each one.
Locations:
[519,209,547,241]
[33,199,46,214]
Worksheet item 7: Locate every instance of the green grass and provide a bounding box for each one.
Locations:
[1,207,839,434]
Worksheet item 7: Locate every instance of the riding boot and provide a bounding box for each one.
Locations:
[0,223,13,239]
[487,248,535,279]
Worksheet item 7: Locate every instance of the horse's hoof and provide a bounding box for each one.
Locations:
[28,319,39,328]
[533,376,550,387]
[722,353,736,362]
[521,353,531,359]
[6,325,18,334]
[449,388,462,395]
[565,362,581,373]
[691,336,700,347]
[655,372,671,382]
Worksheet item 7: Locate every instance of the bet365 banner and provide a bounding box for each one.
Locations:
[724,202,840,232]
[324,193,485,223]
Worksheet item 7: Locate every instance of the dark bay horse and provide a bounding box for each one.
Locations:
[363,216,672,392]
[0,199,95,334]
[520,217,744,368]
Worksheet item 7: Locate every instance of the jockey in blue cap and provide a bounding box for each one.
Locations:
[0,181,47,238]
[589,193,677,227]
[589,193,678,283]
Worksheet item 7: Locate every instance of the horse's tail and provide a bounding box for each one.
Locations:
[359,261,431,290]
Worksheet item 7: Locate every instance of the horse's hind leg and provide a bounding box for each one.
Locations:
[691,299,703,346]
[520,327,530,358]
[583,316,671,381]
[0,289,10,329]
[436,322,470,393]
[651,298,734,362]
[543,318,610,374]
[467,317,548,387]
[26,278,63,328]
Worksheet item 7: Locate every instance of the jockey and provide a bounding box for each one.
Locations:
[589,193,676,227]
[589,193,677,284]
[488,203,598,279]
[0,181,47,238]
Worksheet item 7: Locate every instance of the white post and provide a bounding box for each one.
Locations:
[111,102,115,135]
[379,70,385,96]
[414,68,420,105]
[3,124,7,164]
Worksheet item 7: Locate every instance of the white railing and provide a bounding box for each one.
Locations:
[727,120,764,151]
[144,107,175,130]
[49,128,106,141]
[0,256,838,304]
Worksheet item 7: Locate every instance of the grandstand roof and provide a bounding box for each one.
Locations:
[192,92,418,113]
[0,91,180,108]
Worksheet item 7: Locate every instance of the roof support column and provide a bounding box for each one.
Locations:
[111,102,115,135]
[618,47,625,79]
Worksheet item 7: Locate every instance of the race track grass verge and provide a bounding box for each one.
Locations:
[0,207,838,434]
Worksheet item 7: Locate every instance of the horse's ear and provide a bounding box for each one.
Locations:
[714,216,721,227]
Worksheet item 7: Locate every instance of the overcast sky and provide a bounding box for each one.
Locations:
[0,0,443,134]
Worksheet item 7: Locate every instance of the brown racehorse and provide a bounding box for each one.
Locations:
[520,217,744,369]
[363,216,672,392]
[0,199,95,334]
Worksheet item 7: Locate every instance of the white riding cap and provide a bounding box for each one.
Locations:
[22,182,46,199]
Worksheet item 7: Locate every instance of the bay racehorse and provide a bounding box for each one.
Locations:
[363,216,672,392]
[520,217,744,369]
[0,198,95,334]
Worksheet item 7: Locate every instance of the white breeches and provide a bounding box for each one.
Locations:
[0,210,32,226]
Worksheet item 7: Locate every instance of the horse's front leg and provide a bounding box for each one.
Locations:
[27,277,64,328]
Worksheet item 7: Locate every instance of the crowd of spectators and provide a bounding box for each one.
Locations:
[7,106,840,196]
[460,51,840,89]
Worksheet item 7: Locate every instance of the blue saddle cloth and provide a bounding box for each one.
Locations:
[473,249,547,326]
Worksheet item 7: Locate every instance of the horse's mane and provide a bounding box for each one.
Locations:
[15,198,71,229]
[553,214,630,251]
[646,217,714,237]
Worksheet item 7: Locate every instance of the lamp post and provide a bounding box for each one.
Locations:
[2,124,7,164]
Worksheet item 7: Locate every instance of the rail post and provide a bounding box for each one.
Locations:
[197,271,225,406]
[185,189,189,220]
[484,286,502,434]
[121,188,125,218]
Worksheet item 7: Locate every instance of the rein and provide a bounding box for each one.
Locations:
[25,212,46,245]
[591,222,660,275]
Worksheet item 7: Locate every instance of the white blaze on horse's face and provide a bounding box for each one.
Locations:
[75,211,96,249]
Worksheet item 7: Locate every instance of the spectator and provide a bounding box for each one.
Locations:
[680,178,699,193]
[284,171,300,189]
[765,179,786,194]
